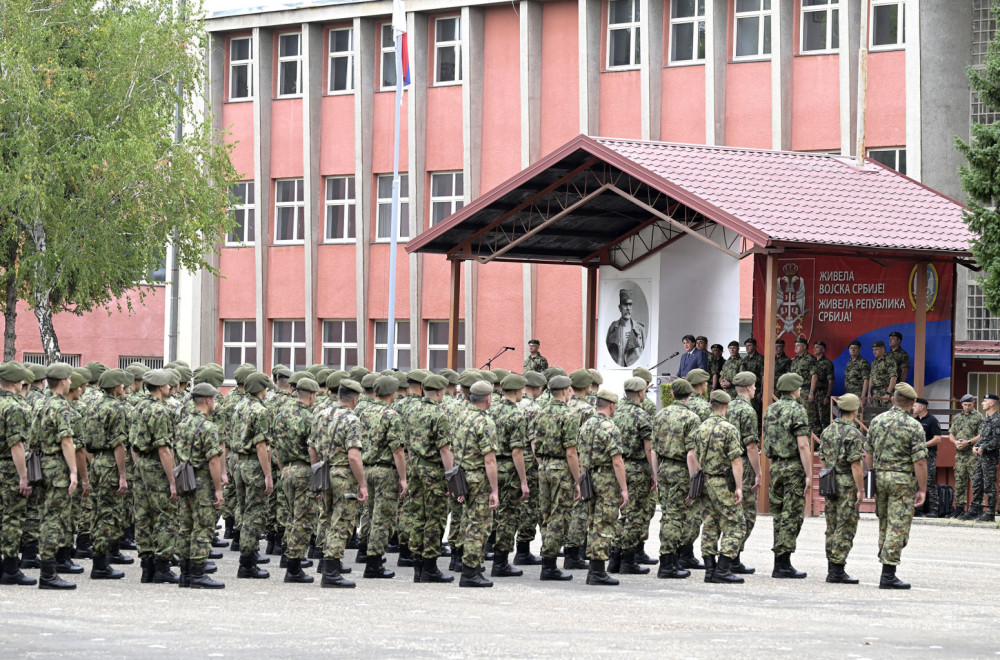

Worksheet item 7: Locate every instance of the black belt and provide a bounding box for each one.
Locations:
[539,455,566,460]
[657,456,685,463]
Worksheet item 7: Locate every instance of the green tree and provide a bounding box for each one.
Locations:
[0,0,237,361]
[958,0,1000,315]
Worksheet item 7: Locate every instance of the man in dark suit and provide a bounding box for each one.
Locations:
[677,334,708,377]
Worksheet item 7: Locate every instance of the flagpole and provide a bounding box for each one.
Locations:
[387,7,405,370]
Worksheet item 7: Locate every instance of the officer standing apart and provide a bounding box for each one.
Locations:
[523,340,549,374]
[817,394,865,585]
[863,383,927,589]
[950,395,984,519]
[969,393,1000,522]
[912,397,943,518]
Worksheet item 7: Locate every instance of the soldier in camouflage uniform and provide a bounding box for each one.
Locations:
[773,339,791,389]
[69,366,95,561]
[523,339,549,374]
[650,378,697,579]
[707,344,724,390]
[789,337,816,392]
[968,394,1000,522]
[868,341,897,408]
[950,395,984,518]
[174,383,226,589]
[235,373,274,579]
[17,364,48,569]
[514,370,545,565]
[818,393,865,585]
[808,341,835,436]
[392,370,430,569]
[693,391,745,584]
[488,374,530,578]
[677,368,711,570]
[0,363,35,586]
[887,331,910,384]
[742,338,765,419]
[762,372,811,579]
[215,364,253,547]
[579,391,628,586]
[718,342,742,398]
[632,367,658,418]
[863,383,927,589]
[842,340,871,400]
[726,372,761,575]
[563,370,596,570]
[609,377,654,575]
[264,366,294,558]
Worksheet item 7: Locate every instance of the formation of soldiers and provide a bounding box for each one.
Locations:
[0,336,995,591]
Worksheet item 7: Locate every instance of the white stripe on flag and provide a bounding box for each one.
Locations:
[392,0,407,35]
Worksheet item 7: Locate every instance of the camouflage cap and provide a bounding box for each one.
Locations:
[686,368,710,385]
[373,375,399,397]
[406,369,431,384]
[569,369,593,390]
[348,366,371,382]
[439,369,460,385]
[360,373,379,390]
[69,371,86,390]
[46,362,74,380]
[296,377,320,394]
[244,372,271,395]
[422,374,448,391]
[326,371,346,391]
[190,382,221,398]
[28,364,48,382]
[732,371,757,387]
[491,368,511,381]
[288,371,310,387]
[776,372,803,392]
[710,390,731,405]
[623,377,647,392]
[500,374,527,391]
[0,362,28,384]
[670,378,693,398]
[74,367,92,383]
[632,367,653,384]
[85,361,107,383]
[543,366,568,380]
[548,375,572,391]
[587,369,604,386]
[596,389,619,405]
[837,393,861,412]
[97,368,128,389]
[894,382,918,400]
[470,381,493,397]
[523,371,546,388]
[144,369,171,387]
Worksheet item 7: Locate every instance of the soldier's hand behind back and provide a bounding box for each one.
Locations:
[914,490,926,507]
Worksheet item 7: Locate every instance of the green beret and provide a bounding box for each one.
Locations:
[623,377,647,392]
[480,370,499,385]
[406,369,430,384]
[46,362,73,380]
[306,364,325,376]
[422,374,448,391]
[458,371,481,388]
[296,377,319,394]
[543,366,567,380]
[470,381,493,396]
[588,369,604,386]
[271,363,289,377]
[491,369,511,381]
[380,369,396,377]
[373,375,399,397]
[889,331,902,339]
[439,369,460,385]
[190,382,221,398]
[0,362,27,384]
[69,371,86,390]
[316,369,333,387]
[596,389,619,405]
[776,373,803,392]
[97,368,126,389]
[172,360,191,368]
[710,390,731,404]
[569,369,593,390]
[125,363,149,379]
[233,364,256,385]
[894,382,918,400]
[244,372,271,395]
[326,371,345,391]
[273,367,292,380]
[28,364,48,382]
[501,374,527,391]
[289,371,310,387]
[670,379,693,398]
[728,341,740,348]
[837,394,861,412]
[144,369,171,387]
[732,371,757,387]
[174,365,193,383]
[121,371,135,386]
[348,366,371,382]
[872,340,885,348]
[85,361,107,383]
[74,367,92,384]
[394,373,408,389]
[523,371,546,388]
[194,367,225,388]
[686,369,709,385]
[360,373,379,390]
[548,375,572,391]
[461,369,483,380]
[339,379,363,395]
[165,368,181,388]
[794,337,808,345]
[632,367,653,384]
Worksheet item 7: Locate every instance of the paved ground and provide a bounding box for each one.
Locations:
[3,514,999,659]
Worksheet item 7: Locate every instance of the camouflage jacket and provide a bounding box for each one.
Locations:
[523,354,549,374]
[489,398,527,459]
[359,398,404,466]
[977,411,1000,454]
[742,352,765,385]
[579,414,623,471]
[763,394,810,460]
[726,394,759,454]
[889,347,910,382]
[404,397,451,464]
[215,388,247,450]
[869,355,896,397]
[843,356,871,397]
[789,353,816,384]
[611,399,651,461]
[265,389,295,418]
[532,399,579,459]
[693,414,742,477]
[950,410,984,443]
[311,406,362,471]
[811,356,835,397]
[864,406,927,473]
[237,396,272,455]
[818,417,864,476]
[567,395,596,457]
[0,390,30,454]
[272,400,314,465]
[707,353,723,382]
[774,354,792,385]
[651,400,700,460]
[640,397,657,418]
[130,396,174,455]
[452,406,498,472]
[688,393,711,422]
[719,356,742,389]
[392,392,424,449]
[354,395,374,418]
[174,409,223,471]
[85,391,128,452]
[535,389,553,409]
[517,396,541,457]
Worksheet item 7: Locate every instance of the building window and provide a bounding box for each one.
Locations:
[322,320,359,370]
[227,181,256,246]
[871,0,904,49]
[230,36,253,100]
[381,24,398,90]
[801,0,839,53]
[22,353,81,368]
[607,0,641,69]
[329,27,354,93]
[278,32,302,97]
[434,16,463,84]
[430,172,464,227]
[968,284,1000,341]
[325,176,356,241]
[222,320,257,380]
[867,148,906,175]
[376,174,410,241]
[274,179,305,243]
[272,320,307,372]
[118,356,165,370]
[670,0,706,63]
[427,320,465,372]
[374,320,411,371]
[734,0,772,59]
[969,373,1000,401]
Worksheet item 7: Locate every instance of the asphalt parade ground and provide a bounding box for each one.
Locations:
[2,514,998,659]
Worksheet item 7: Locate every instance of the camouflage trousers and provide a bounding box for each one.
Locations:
[875,470,916,565]
[176,470,217,563]
[460,470,493,568]
[699,475,745,559]
[135,454,178,560]
[493,460,522,554]
[72,484,93,540]
[364,465,400,557]
[266,460,282,534]
[824,477,859,564]
[39,455,74,561]
[20,486,42,547]
[971,452,998,512]
[656,458,690,555]
[221,453,239,525]
[320,472,357,559]
[408,461,448,559]
[238,459,268,558]
[538,458,575,558]
[315,488,359,553]
[89,453,126,554]
[396,463,417,545]
[0,461,29,558]
[447,498,464,548]
[617,460,653,550]
[585,467,619,561]
[516,458,540,544]
[808,395,830,437]
[923,451,939,514]
[739,459,757,552]
[281,463,318,560]
[954,450,977,510]
[122,452,136,530]
[769,459,806,555]
[566,498,589,548]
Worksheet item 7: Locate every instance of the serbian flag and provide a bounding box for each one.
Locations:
[392,0,411,86]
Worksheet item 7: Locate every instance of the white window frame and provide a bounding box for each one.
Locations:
[427,320,465,373]
[229,36,253,101]
[434,16,463,85]
[22,353,81,368]
[274,178,305,243]
[376,173,410,242]
[867,147,906,175]
[870,0,905,51]
[272,320,307,373]
[733,0,772,61]
[800,0,839,54]
[118,356,165,370]
[607,0,641,69]
[324,176,357,242]
[321,320,359,371]
[374,320,412,371]
[669,0,706,64]
[429,171,464,227]
[226,181,256,246]
[222,320,257,382]
[277,32,303,98]
[968,372,1000,401]
[328,27,355,94]
[967,284,1000,341]
[380,23,398,91]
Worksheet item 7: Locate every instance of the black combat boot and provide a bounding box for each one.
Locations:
[490,551,523,577]
[55,547,84,574]
[397,542,416,567]
[284,558,315,583]
[321,558,356,588]
[208,548,223,560]
[223,517,235,539]
[621,549,650,575]
[264,532,276,556]
[121,525,137,551]
[460,564,493,588]
[419,556,454,583]
[959,505,982,521]
[657,553,689,579]
[585,559,619,586]
[90,553,125,580]
[254,551,270,565]
[19,541,40,570]
[539,556,572,581]
[634,545,658,565]
[74,533,93,560]
[178,560,191,588]
[355,541,369,564]
[412,555,423,582]
[229,529,241,552]
[879,563,910,589]
[315,552,325,574]
[483,531,496,561]
[140,557,155,583]
[607,548,622,573]
[189,562,225,589]
[274,530,286,556]
[237,554,269,579]
[730,553,754,574]
[449,547,464,573]
[204,560,218,573]
[39,559,75,590]
[386,532,399,553]
[825,560,858,584]
[211,533,228,548]
[703,555,716,583]
[363,554,394,578]
[152,557,179,584]
[107,541,134,565]
[441,543,452,557]
[346,530,360,550]
[711,556,744,584]
[563,547,588,570]
[677,544,704,570]
[771,553,807,579]
[0,556,36,586]
[513,541,542,566]
[976,510,996,523]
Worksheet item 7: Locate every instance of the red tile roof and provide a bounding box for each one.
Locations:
[954,341,1000,358]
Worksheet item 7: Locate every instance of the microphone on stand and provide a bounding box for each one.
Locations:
[504,346,516,350]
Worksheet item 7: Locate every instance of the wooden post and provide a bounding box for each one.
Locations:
[914,261,928,396]
[759,253,779,514]
[448,259,462,370]
[585,266,598,369]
